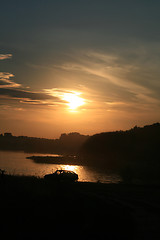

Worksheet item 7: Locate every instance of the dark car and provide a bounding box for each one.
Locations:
[44,170,78,182]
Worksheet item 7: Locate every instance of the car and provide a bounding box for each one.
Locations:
[44,170,78,182]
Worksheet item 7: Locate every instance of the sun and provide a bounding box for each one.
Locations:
[62,92,85,111]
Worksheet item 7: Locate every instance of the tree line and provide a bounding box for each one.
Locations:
[0,132,89,154]
[80,123,160,183]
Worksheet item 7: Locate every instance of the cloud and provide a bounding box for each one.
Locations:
[0,54,12,60]
[44,88,81,97]
[0,53,21,89]
[0,88,56,100]
[44,87,88,108]
[0,72,21,88]
[52,49,160,109]
[0,52,67,108]
[0,88,66,108]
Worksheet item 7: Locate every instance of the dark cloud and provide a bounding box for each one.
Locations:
[0,88,60,102]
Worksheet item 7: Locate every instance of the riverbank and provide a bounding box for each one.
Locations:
[0,175,160,239]
[27,154,82,165]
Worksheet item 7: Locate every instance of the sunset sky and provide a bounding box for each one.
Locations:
[1,0,160,138]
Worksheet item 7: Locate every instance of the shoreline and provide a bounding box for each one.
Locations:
[26,155,82,165]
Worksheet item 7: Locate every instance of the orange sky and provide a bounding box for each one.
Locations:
[1,1,160,138]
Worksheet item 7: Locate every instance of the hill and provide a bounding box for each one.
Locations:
[80,123,160,183]
[0,132,89,154]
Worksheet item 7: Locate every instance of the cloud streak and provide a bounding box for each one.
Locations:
[0,54,12,60]
[0,72,22,88]
[0,54,67,109]
[0,53,56,107]
[52,49,160,111]
[0,53,21,89]
[0,87,67,109]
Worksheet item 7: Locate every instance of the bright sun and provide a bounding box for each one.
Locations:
[62,92,85,111]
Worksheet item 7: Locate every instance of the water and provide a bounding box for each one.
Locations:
[0,150,121,183]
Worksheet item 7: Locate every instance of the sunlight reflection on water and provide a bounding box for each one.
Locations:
[0,151,121,183]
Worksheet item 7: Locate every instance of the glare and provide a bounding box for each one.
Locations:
[62,92,85,111]
[62,165,78,172]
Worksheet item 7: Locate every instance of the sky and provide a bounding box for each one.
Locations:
[1,0,160,138]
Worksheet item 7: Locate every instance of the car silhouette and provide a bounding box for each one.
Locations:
[44,170,78,182]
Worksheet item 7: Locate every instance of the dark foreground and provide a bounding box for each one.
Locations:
[0,175,160,239]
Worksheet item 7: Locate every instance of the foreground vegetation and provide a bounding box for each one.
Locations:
[0,174,160,239]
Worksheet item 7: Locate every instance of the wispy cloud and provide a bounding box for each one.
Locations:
[0,53,20,89]
[51,49,160,112]
[0,88,66,109]
[0,54,12,60]
[0,53,66,109]
[0,72,21,88]
[44,87,88,110]
[44,88,81,97]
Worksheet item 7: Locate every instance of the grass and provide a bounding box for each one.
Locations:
[0,174,160,239]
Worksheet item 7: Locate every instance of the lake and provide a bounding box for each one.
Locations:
[0,150,121,183]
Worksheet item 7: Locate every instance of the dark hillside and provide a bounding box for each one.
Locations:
[80,123,160,183]
[0,132,89,154]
